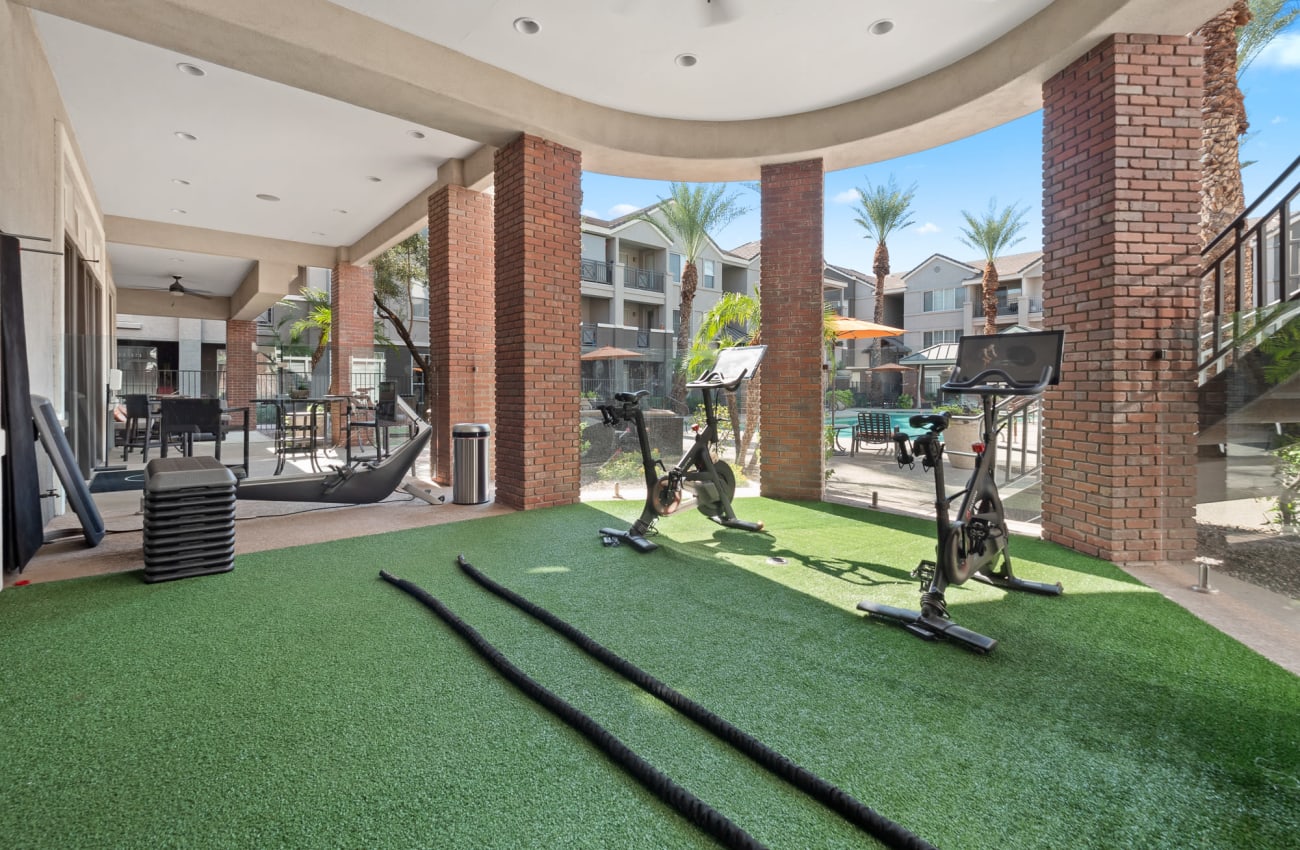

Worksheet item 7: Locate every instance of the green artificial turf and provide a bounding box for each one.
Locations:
[1,498,1297,849]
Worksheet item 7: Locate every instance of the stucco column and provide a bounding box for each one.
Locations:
[428,184,495,486]
[759,158,825,500]
[494,134,583,510]
[1041,34,1203,565]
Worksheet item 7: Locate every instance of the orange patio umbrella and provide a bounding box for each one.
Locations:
[580,345,644,361]
[828,314,905,339]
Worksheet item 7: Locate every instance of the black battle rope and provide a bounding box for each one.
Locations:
[377,570,768,850]
[456,555,939,850]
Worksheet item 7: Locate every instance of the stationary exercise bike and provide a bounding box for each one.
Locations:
[596,345,767,553]
[857,331,1066,653]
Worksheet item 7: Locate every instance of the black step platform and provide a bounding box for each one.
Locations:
[142,456,238,583]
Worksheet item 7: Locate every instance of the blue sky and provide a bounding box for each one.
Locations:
[580,23,1300,277]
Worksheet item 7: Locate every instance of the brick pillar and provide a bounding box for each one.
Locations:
[1041,34,1202,565]
[428,184,495,485]
[225,319,257,416]
[329,261,375,445]
[759,159,825,500]
[494,134,582,510]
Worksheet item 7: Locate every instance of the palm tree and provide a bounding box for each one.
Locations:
[852,177,916,400]
[690,292,762,469]
[958,200,1029,336]
[1198,1,1299,246]
[639,183,748,408]
[372,232,432,382]
[277,288,392,371]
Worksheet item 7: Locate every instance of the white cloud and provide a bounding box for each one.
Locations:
[1255,32,1300,69]
[916,222,941,234]
[607,203,639,218]
[581,208,599,218]
[831,189,859,204]
[1271,115,1286,125]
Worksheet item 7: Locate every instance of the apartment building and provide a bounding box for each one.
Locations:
[900,250,1045,350]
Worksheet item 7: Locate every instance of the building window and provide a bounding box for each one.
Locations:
[923,329,962,348]
[703,260,716,289]
[670,252,683,283]
[922,287,965,312]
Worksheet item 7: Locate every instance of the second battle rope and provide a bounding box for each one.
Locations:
[455,555,938,850]
[378,569,767,850]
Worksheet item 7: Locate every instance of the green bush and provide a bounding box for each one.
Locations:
[597,449,655,482]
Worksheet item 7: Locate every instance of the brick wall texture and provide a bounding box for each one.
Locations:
[493,134,583,510]
[225,319,257,415]
[329,261,375,445]
[428,184,495,485]
[1040,34,1203,565]
[759,159,825,500]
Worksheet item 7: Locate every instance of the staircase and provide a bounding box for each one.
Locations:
[1197,155,1300,514]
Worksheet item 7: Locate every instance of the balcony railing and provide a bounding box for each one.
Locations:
[581,258,613,284]
[623,266,666,293]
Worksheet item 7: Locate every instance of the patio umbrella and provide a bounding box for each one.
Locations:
[826,316,905,437]
[828,315,905,340]
[868,363,914,372]
[579,345,644,361]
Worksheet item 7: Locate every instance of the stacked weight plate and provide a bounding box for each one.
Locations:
[142,456,237,583]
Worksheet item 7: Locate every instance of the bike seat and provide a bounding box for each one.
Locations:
[614,390,649,404]
[910,412,950,432]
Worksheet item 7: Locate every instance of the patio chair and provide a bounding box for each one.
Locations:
[158,397,225,460]
[346,381,408,465]
[851,412,895,456]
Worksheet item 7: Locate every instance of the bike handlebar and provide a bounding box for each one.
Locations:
[941,365,1055,396]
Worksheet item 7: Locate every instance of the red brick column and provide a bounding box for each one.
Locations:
[759,159,825,500]
[329,261,375,445]
[1041,34,1202,565]
[225,319,258,416]
[494,134,582,510]
[428,184,495,485]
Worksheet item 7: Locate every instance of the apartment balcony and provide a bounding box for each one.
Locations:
[972,297,1023,319]
[620,265,666,294]
[581,258,613,285]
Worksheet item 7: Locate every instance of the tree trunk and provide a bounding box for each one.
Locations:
[982,263,1000,336]
[671,262,699,408]
[871,241,890,399]
[1198,1,1251,250]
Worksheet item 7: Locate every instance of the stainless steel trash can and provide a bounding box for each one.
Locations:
[452,423,491,504]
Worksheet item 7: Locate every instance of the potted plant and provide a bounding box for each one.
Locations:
[289,378,311,400]
[938,402,982,470]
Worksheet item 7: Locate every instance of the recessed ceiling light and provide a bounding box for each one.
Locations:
[255,193,280,202]
[366,176,382,183]
[170,208,187,215]
[311,231,326,237]
[171,178,190,186]
[174,131,197,141]
[513,17,540,35]
[869,19,894,36]
[333,209,349,215]
[675,53,698,68]
[176,62,206,77]
[408,130,426,140]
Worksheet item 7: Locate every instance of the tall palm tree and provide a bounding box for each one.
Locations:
[1197,1,1299,319]
[690,292,762,469]
[639,183,747,408]
[852,177,916,399]
[958,200,1029,336]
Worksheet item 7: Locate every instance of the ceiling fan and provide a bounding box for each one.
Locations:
[166,274,213,299]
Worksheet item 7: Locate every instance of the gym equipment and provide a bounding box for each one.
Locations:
[858,330,1065,653]
[235,395,441,504]
[596,345,766,552]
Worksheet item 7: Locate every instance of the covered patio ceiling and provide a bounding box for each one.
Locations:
[19,0,1226,314]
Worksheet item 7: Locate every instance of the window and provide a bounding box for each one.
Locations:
[923,329,961,348]
[670,252,683,283]
[922,287,965,312]
[703,259,716,289]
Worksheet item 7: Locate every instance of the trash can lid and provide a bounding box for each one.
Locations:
[452,423,491,436]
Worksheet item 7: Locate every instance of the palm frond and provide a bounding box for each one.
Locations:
[851,176,918,245]
[958,199,1029,262]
